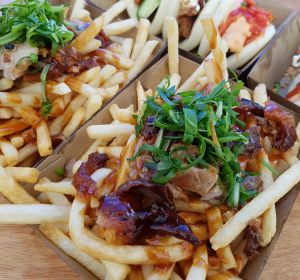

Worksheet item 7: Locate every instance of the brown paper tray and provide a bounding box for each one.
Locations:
[88,0,294,77]
[248,13,300,114]
[33,54,300,280]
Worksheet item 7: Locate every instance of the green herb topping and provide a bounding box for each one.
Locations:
[54,166,65,176]
[40,64,52,116]
[0,0,74,54]
[134,79,257,207]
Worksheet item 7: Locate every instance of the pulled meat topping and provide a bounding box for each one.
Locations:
[235,99,297,152]
[234,98,265,117]
[244,219,263,259]
[94,180,199,246]
[243,126,262,157]
[263,102,297,152]
[73,152,109,197]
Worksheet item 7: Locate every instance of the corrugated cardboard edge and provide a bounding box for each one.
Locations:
[35,54,300,280]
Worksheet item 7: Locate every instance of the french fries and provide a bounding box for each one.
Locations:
[165,17,179,75]
[0,0,161,167]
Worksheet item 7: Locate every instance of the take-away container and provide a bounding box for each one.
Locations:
[24,0,165,167]
[31,54,300,280]
[248,13,300,114]
[88,0,294,77]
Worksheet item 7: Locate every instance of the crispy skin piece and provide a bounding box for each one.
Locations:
[234,98,265,117]
[244,219,263,260]
[95,180,199,246]
[263,102,297,152]
[72,152,108,197]
[243,126,262,157]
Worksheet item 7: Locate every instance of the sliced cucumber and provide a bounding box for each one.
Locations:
[137,0,160,19]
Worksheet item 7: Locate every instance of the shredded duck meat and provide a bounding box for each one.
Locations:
[94,180,200,246]
[72,152,109,197]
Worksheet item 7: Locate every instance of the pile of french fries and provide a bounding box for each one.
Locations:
[0,0,160,167]
[1,7,300,280]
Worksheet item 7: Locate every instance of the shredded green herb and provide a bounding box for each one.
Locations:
[273,82,280,94]
[40,64,52,116]
[260,159,280,177]
[0,0,74,54]
[133,79,257,207]
[55,166,65,176]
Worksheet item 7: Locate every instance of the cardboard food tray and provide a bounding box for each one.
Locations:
[248,13,300,114]
[28,0,165,168]
[32,54,300,280]
[88,0,294,77]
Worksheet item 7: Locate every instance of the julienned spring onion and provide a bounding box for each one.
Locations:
[0,0,74,54]
[40,64,52,116]
[133,79,257,207]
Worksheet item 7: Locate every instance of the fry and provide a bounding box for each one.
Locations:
[206,207,236,269]
[36,121,53,157]
[98,65,118,86]
[169,73,181,90]
[48,82,71,96]
[109,104,135,124]
[0,78,13,91]
[116,134,136,188]
[87,124,135,140]
[137,81,146,113]
[0,107,13,119]
[40,224,106,279]
[13,142,38,166]
[78,39,102,55]
[0,166,38,203]
[65,77,98,98]
[0,138,18,165]
[78,67,101,83]
[103,0,130,25]
[103,71,128,88]
[102,260,130,280]
[71,16,104,51]
[97,146,123,159]
[69,196,193,264]
[253,83,268,106]
[174,199,211,213]
[186,245,208,280]
[70,0,89,20]
[211,161,300,250]
[34,180,77,196]
[204,58,222,84]
[239,89,252,100]
[122,38,134,58]
[201,16,228,81]
[142,263,175,280]
[9,135,24,148]
[131,18,150,60]
[104,18,138,36]
[49,95,87,136]
[0,91,41,107]
[128,40,159,80]
[5,167,39,183]
[165,17,179,75]
[46,192,71,206]
[63,107,85,138]
[259,151,276,246]
[0,204,69,224]
[95,49,134,70]
[85,95,103,121]
[149,0,180,36]
[91,168,112,188]
[107,43,123,54]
